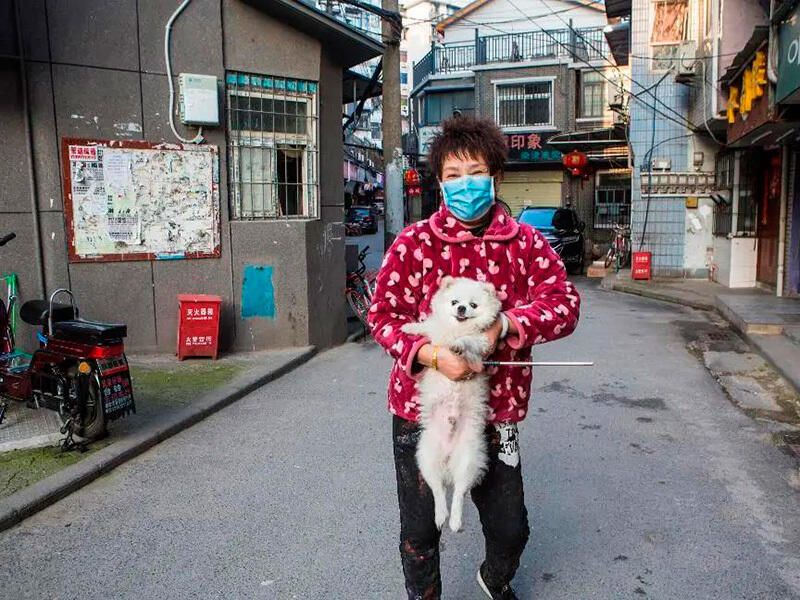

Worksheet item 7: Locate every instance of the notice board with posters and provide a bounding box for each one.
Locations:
[61,138,220,262]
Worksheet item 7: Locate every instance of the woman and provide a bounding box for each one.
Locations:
[368,115,580,600]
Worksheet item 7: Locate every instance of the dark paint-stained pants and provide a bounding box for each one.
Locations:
[392,416,530,600]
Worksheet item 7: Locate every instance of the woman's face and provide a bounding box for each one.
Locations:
[440,152,491,182]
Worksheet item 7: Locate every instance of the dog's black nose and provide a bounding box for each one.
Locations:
[457,305,466,315]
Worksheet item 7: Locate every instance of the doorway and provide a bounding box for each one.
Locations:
[756,152,781,286]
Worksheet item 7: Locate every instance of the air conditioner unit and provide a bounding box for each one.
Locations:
[675,41,697,80]
[651,157,671,171]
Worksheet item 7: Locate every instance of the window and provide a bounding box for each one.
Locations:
[580,71,606,118]
[594,171,631,229]
[371,123,382,140]
[424,89,475,125]
[226,72,319,219]
[495,80,553,128]
[400,72,408,85]
[650,0,688,71]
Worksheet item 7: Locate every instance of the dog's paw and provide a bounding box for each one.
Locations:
[434,505,449,530]
[448,512,463,533]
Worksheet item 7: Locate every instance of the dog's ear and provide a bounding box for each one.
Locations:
[482,282,496,295]
[439,275,455,290]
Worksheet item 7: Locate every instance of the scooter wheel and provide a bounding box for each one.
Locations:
[59,374,106,441]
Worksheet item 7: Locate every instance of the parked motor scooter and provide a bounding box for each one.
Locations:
[0,232,135,450]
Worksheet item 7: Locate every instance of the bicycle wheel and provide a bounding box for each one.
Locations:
[604,247,615,269]
[346,289,371,326]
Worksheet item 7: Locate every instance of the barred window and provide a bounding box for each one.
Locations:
[226,72,319,219]
[496,80,552,128]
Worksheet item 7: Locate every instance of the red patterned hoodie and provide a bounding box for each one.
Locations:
[367,203,581,424]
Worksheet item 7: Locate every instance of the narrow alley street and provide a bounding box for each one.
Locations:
[1,281,799,600]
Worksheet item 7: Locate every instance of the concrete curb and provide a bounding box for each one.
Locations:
[740,333,800,395]
[346,324,371,343]
[0,346,317,532]
[602,272,717,311]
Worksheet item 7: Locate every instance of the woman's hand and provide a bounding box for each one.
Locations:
[417,344,482,381]
[483,316,504,356]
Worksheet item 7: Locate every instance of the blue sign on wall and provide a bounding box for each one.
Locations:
[241,265,276,319]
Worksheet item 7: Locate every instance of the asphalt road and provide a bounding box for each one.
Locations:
[2,281,800,600]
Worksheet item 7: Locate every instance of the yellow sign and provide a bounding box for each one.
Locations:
[727,50,768,124]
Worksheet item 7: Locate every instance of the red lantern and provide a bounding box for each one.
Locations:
[562,151,588,177]
[404,168,421,185]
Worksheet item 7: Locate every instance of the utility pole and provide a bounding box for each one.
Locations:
[382,0,404,247]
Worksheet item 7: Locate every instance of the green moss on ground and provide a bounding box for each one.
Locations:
[129,363,245,407]
[0,439,111,499]
[0,362,246,499]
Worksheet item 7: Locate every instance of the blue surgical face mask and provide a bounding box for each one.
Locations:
[440,175,495,222]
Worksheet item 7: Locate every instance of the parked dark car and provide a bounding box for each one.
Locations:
[346,205,378,234]
[517,206,586,275]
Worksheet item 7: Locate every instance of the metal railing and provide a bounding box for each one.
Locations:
[712,200,732,236]
[413,26,612,86]
[434,43,476,74]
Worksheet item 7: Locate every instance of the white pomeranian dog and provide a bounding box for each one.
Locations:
[401,276,501,532]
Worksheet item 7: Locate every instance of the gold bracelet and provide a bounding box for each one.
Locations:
[431,345,438,371]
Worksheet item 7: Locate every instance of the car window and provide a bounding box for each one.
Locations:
[518,208,557,229]
[552,208,576,231]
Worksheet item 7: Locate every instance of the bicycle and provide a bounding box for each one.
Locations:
[604,223,631,272]
[346,246,376,327]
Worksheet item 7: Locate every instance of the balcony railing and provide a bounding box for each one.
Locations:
[413,26,612,86]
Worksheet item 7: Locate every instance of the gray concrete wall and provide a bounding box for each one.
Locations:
[1,0,349,353]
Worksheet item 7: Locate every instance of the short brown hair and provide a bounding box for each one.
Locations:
[428,115,508,179]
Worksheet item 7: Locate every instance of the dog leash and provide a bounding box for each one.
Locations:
[483,361,593,367]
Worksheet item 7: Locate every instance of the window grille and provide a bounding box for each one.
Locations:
[595,171,631,229]
[226,72,319,219]
[496,81,552,128]
[713,152,734,236]
[736,153,758,236]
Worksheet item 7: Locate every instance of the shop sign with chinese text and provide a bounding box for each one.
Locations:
[504,132,562,163]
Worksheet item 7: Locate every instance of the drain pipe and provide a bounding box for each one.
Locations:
[777,144,789,297]
[15,0,46,298]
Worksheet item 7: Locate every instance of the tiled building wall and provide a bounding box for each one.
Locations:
[629,0,693,277]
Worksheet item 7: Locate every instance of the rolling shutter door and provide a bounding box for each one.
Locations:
[499,170,564,217]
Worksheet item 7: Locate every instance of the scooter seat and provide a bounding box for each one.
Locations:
[53,319,127,345]
[20,300,75,326]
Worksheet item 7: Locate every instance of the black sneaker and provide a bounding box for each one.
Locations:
[476,564,519,600]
